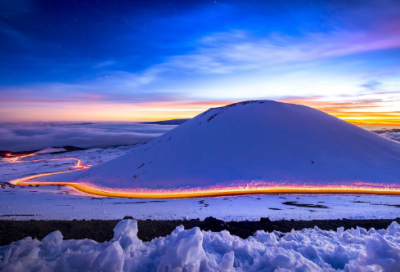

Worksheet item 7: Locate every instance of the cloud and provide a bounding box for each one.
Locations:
[2,17,400,105]
[0,71,181,104]
[0,122,175,152]
[139,15,400,78]
[1,4,399,124]
[360,80,382,91]
[372,128,400,142]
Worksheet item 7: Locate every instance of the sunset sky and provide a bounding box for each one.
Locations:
[1,0,399,125]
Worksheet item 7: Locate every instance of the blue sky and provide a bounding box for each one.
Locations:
[0,0,399,123]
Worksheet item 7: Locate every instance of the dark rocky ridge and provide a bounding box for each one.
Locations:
[141,119,189,125]
[0,145,86,157]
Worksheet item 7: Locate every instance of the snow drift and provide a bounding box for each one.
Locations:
[2,219,400,271]
[34,100,400,190]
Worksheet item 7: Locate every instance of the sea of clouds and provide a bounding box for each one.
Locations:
[1,219,400,271]
[0,122,398,153]
[0,122,176,152]
[374,128,400,143]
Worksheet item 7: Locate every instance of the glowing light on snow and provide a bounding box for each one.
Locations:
[6,152,400,198]
[7,153,90,189]
[5,152,89,168]
[5,152,35,162]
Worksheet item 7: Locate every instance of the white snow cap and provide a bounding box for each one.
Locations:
[2,220,400,271]
[40,100,400,189]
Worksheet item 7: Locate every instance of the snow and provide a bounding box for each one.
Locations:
[3,219,400,271]
[1,116,400,270]
[2,144,400,221]
[35,147,67,154]
[34,100,400,190]
[4,182,400,221]
[2,103,400,270]
[0,145,138,183]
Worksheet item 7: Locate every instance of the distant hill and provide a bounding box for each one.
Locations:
[0,146,86,157]
[141,119,190,125]
[0,150,39,157]
[33,101,400,190]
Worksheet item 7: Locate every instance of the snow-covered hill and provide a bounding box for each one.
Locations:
[36,100,400,190]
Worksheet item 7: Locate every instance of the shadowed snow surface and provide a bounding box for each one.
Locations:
[36,100,400,189]
[2,219,400,271]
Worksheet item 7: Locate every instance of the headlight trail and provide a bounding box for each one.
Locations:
[5,153,36,162]
[6,153,400,198]
[5,152,89,168]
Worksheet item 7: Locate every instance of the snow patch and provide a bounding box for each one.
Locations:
[36,147,66,154]
[2,220,400,271]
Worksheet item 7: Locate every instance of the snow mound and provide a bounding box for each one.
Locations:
[36,147,66,154]
[2,220,400,271]
[36,100,400,189]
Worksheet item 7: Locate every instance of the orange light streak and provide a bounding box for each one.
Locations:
[5,153,36,162]
[4,152,89,168]
[6,152,400,198]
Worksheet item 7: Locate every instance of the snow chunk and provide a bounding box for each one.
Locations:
[387,221,400,234]
[41,231,63,257]
[2,220,400,272]
[112,219,141,252]
[218,251,234,271]
[156,227,206,272]
[91,241,124,272]
[346,233,400,271]
[255,230,277,244]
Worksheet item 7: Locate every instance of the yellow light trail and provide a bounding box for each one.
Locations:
[6,153,400,198]
[5,152,89,168]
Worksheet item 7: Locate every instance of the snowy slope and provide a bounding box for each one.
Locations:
[6,146,400,222]
[35,100,400,189]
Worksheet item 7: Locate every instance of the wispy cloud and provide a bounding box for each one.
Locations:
[2,21,400,103]
[360,80,383,91]
[1,3,399,124]
[140,14,400,77]
[0,70,177,104]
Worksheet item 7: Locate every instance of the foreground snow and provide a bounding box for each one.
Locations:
[2,219,400,271]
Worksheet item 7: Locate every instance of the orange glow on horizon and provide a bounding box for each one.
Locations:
[1,98,398,125]
[279,98,400,126]
[6,153,400,198]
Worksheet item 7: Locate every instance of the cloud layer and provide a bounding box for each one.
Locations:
[0,122,175,152]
